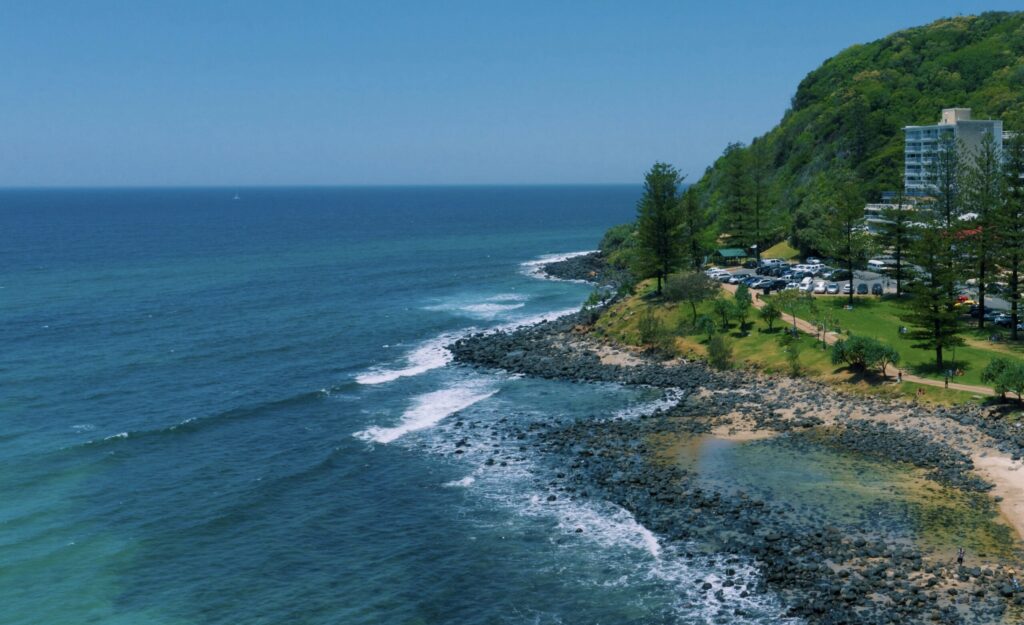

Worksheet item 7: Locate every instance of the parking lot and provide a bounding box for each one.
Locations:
[711,266,895,297]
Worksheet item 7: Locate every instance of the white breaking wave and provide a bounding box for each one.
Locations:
[425,301,525,320]
[613,388,686,420]
[424,292,530,320]
[408,395,798,624]
[538,497,664,559]
[356,305,576,386]
[355,332,458,385]
[520,250,597,280]
[443,476,476,488]
[353,381,497,444]
[499,307,579,331]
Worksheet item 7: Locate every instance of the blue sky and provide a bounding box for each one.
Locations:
[1,1,1020,186]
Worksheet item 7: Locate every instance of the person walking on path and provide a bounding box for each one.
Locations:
[897,370,903,383]
[956,546,965,567]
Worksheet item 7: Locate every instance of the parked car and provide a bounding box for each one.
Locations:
[994,314,1013,327]
[813,281,827,294]
[728,274,745,285]
[785,282,800,290]
[806,257,821,265]
[799,281,814,292]
[717,273,733,282]
[871,283,883,295]
[842,283,853,295]
[826,283,840,295]
[856,283,869,295]
[742,260,758,269]
[832,269,852,281]
[771,279,790,290]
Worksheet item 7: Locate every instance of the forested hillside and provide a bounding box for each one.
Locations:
[690,11,1024,254]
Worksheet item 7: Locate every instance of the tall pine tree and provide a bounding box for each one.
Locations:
[998,133,1024,340]
[811,167,872,306]
[961,131,1005,329]
[634,162,684,295]
[678,188,715,271]
[877,178,914,297]
[718,143,751,256]
[901,137,964,369]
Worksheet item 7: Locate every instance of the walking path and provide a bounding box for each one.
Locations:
[723,283,997,397]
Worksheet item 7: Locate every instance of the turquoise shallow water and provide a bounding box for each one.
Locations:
[1,186,792,624]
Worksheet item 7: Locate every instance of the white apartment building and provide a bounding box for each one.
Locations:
[903,108,1003,195]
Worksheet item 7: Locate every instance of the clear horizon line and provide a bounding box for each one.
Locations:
[0,181,644,191]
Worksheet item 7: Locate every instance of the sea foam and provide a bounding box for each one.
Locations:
[353,381,497,444]
[355,332,457,385]
[519,250,597,280]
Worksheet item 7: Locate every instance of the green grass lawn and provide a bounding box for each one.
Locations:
[775,295,1024,387]
[589,282,997,404]
[762,240,800,261]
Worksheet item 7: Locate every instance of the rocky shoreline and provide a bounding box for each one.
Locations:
[539,251,628,288]
[447,268,1024,623]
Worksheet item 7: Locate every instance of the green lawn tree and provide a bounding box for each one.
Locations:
[759,300,782,332]
[664,271,720,323]
[998,133,1024,340]
[733,285,752,333]
[712,297,732,331]
[717,143,752,259]
[810,167,872,306]
[900,136,965,370]
[747,139,777,263]
[678,189,716,271]
[961,131,1005,329]
[878,179,914,297]
[634,162,684,295]
[930,135,964,305]
[902,221,964,370]
[982,358,1024,403]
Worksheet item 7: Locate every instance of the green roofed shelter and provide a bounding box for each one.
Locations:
[714,247,747,266]
[715,248,746,259]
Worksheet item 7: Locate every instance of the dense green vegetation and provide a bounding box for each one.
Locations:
[689,11,1024,255]
[594,12,1024,401]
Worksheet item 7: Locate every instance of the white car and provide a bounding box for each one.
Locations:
[799,281,814,292]
[813,281,827,294]
[785,282,800,290]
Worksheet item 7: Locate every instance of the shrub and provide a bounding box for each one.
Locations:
[830,335,900,375]
[707,334,733,370]
[712,298,732,331]
[982,358,1024,402]
[695,314,717,339]
[636,306,663,345]
[760,301,782,332]
[733,285,752,332]
[664,271,720,322]
[778,328,802,376]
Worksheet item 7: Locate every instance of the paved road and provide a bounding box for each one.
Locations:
[721,283,996,397]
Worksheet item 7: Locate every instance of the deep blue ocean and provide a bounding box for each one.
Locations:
[1,186,791,625]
